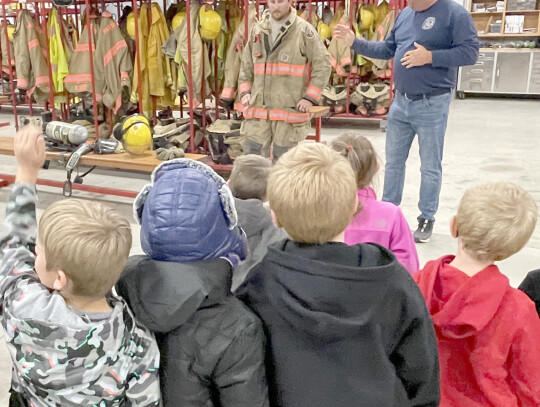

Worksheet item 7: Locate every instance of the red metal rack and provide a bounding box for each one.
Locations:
[0,0,341,160]
[0,0,239,173]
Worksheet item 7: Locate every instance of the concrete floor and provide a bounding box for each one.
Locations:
[0,97,539,405]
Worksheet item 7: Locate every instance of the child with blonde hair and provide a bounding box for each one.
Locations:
[414,181,540,406]
[237,143,439,407]
[0,126,160,406]
[331,133,419,273]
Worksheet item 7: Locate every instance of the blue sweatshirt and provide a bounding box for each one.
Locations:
[352,0,479,95]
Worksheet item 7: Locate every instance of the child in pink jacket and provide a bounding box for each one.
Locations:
[331,133,419,273]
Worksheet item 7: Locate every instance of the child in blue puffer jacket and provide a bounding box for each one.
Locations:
[116,159,269,407]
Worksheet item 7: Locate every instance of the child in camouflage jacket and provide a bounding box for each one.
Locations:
[0,125,161,406]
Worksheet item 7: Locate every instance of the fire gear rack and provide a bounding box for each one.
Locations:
[0,0,250,169]
[323,0,405,127]
[0,0,402,169]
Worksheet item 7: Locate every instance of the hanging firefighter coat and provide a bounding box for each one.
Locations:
[47,8,70,94]
[147,3,175,106]
[238,8,331,124]
[328,14,353,77]
[130,4,152,114]
[362,9,395,77]
[0,25,15,75]
[13,10,50,102]
[174,1,211,107]
[65,12,132,113]
[220,4,256,106]
[328,4,352,78]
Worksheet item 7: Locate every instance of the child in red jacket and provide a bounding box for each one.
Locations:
[414,181,540,407]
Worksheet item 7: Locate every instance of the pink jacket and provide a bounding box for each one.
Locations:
[344,187,419,273]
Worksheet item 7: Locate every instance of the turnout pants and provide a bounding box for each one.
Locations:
[240,119,310,161]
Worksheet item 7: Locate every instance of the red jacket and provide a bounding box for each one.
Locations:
[414,255,540,407]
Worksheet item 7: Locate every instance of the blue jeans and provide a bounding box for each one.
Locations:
[382,91,451,222]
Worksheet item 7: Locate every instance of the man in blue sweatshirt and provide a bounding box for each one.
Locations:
[334,0,479,243]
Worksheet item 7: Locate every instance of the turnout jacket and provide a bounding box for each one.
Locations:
[237,240,440,407]
[47,8,73,94]
[0,184,160,406]
[220,4,257,108]
[173,1,212,108]
[239,8,331,123]
[1,25,15,75]
[414,256,540,407]
[65,12,131,113]
[13,10,50,102]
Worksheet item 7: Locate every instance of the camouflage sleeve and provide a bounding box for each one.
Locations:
[0,184,39,308]
[126,327,162,406]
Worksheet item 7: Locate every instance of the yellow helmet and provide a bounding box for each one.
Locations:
[199,7,222,41]
[373,2,390,26]
[359,7,375,30]
[172,11,186,31]
[120,115,152,155]
[318,22,331,41]
[123,114,150,128]
[126,12,136,39]
[6,24,15,41]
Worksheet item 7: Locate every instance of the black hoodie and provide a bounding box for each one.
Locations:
[116,255,269,407]
[236,240,439,407]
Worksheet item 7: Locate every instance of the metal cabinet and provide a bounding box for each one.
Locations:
[528,51,540,93]
[457,50,540,96]
[458,52,495,92]
[493,52,530,93]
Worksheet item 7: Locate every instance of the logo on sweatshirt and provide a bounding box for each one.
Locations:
[422,17,436,30]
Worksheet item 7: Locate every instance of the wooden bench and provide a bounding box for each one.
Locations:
[0,107,330,198]
[0,137,207,198]
[308,105,330,142]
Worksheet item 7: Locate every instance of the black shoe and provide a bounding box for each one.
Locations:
[414,217,434,243]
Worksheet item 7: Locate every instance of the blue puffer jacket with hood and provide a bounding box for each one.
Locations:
[117,159,269,407]
[134,158,247,266]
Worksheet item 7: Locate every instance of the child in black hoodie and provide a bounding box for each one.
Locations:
[236,143,440,407]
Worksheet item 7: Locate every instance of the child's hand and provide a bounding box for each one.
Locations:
[14,124,46,184]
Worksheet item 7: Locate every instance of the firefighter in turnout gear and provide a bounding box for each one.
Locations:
[238,0,331,161]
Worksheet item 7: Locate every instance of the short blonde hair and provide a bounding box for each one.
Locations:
[39,199,132,298]
[456,182,538,262]
[229,154,272,200]
[268,143,357,243]
[331,133,379,189]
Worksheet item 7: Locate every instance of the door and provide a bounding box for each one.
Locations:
[493,52,530,93]
[528,51,540,94]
